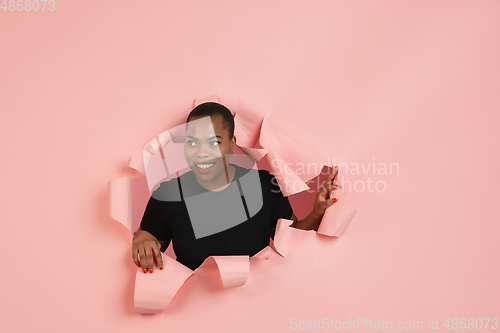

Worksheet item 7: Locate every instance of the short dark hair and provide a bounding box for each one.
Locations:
[186,102,235,140]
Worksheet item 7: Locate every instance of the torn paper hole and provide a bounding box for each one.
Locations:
[108,95,357,314]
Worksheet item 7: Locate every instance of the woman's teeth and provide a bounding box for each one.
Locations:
[196,163,214,169]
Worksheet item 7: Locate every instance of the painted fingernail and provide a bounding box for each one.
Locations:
[149,269,153,273]
[143,269,147,273]
[160,266,163,270]
[331,198,337,203]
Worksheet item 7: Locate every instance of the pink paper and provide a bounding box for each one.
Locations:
[272,218,294,258]
[233,110,264,148]
[134,254,194,314]
[317,185,358,237]
[128,155,145,175]
[108,176,133,233]
[206,256,250,289]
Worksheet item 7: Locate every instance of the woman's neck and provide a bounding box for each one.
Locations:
[197,164,236,192]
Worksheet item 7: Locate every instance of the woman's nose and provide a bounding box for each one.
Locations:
[195,144,210,157]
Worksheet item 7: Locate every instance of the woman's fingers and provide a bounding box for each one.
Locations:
[138,241,164,273]
[319,166,339,194]
[319,180,339,195]
[316,166,340,213]
[138,245,151,272]
[153,241,164,270]
[132,245,141,267]
[139,247,148,273]
[333,166,339,181]
[321,181,339,192]
[144,244,155,273]
[327,166,338,182]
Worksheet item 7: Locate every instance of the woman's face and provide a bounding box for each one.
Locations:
[184,115,236,187]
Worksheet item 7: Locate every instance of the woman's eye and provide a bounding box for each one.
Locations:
[187,141,196,146]
[210,141,221,146]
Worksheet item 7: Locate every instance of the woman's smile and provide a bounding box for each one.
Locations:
[194,161,215,173]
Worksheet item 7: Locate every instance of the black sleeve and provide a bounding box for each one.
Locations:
[266,172,293,234]
[139,196,172,243]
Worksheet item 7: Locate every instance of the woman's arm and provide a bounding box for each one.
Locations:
[158,240,169,252]
[289,212,323,231]
[269,211,322,238]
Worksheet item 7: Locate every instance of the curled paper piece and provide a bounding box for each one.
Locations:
[144,132,172,156]
[234,109,310,196]
[233,111,263,148]
[272,218,294,258]
[134,255,194,314]
[237,146,269,163]
[265,150,310,196]
[317,184,357,237]
[251,245,276,261]
[128,155,145,175]
[108,176,133,233]
[205,256,250,289]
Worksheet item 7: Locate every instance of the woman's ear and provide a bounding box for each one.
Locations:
[231,135,236,151]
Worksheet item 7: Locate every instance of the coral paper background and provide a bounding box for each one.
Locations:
[1,1,499,332]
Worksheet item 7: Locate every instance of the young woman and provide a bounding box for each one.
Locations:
[132,102,339,273]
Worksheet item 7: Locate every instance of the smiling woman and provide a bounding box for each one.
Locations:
[131,102,340,272]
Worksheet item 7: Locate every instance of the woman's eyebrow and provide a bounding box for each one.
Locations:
[186,135,223,140]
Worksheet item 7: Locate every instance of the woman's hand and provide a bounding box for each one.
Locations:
[289,166,340,231]
[313,166,339,217]
[132,229,164,273]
